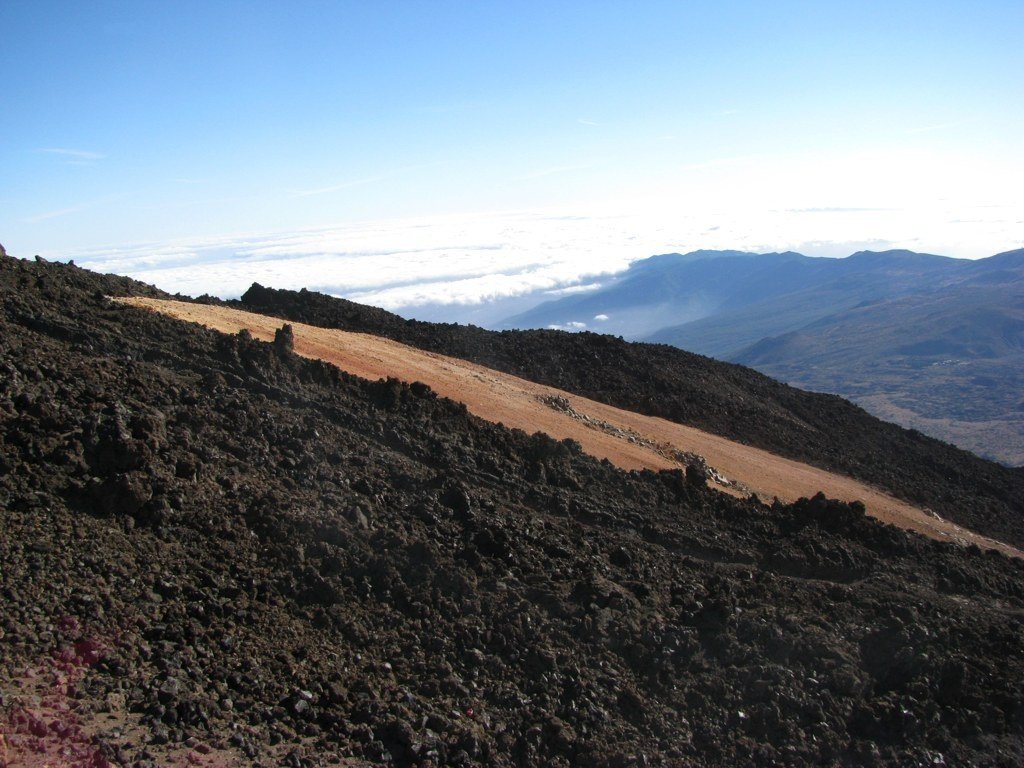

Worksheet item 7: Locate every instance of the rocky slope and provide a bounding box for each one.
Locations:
[3,254,1024,767]
[119,296,1021,556]
[236,283,1024,551]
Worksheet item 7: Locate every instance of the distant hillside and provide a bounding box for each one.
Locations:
[497,247,1024,464]
[236,282,1024,551]
[503,249,963,349]
[735,249,1024,465]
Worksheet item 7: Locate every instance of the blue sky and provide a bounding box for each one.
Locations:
[1,1,1022,303]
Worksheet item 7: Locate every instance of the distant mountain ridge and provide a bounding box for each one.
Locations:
[733,249,1024,465]
[502,249,811,342]
[498,247,1024,464]
[648,249,973,357]
[503,248,968,353]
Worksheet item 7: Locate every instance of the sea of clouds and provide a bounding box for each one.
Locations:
[65,202,1019,319]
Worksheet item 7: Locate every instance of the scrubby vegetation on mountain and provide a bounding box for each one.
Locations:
[237,283,1024,551]
[4,254,1024,766]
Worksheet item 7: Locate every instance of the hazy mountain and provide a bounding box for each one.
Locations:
[735,248,1024,464]
[498,247,1024,464]
[501,249,964,346]
[647,249,968,357]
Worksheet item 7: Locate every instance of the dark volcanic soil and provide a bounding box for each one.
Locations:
[3,254,1024,767]
[235,284,1024,551]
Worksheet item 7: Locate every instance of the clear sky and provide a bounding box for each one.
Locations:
[2,1,1022,304]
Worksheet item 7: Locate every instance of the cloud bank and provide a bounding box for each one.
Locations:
[68,211,656,307]
[63,202,1020,315]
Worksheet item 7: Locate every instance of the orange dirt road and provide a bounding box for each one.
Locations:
[120,297,1022,558]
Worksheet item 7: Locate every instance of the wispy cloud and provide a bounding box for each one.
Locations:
[544,282,603,297]
[785,206,897,214]
[130,193,263,212]
[577,118,600,126]
[677,156,749,173]
[291,162,442,198]
[291,174,393,198]
[40,148,105,163]
[905,119,969,135]
[25,204,88,223]
[517,163,591,180]
[25,193,124,223]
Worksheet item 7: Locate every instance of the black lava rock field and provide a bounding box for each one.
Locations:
[3,254,1024,767]
[236,284,1024,551]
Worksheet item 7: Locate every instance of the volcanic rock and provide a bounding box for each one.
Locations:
[1,254,1023,766]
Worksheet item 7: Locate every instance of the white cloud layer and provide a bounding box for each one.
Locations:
[67,210,654,306]
[63,196,1021,313]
